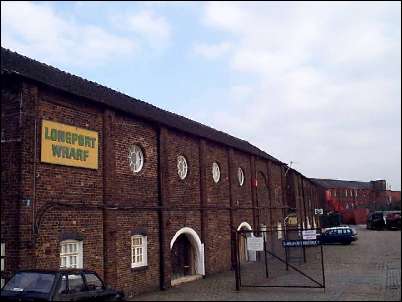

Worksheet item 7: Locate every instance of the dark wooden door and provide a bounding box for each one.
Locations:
[171,235,194,279]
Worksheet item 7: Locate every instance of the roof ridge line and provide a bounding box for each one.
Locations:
[1,47,285,166]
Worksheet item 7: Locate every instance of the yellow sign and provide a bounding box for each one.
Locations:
[41,120,98,169]
[286,215,298,226]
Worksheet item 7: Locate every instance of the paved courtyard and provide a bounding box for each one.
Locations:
[130,225,401,301]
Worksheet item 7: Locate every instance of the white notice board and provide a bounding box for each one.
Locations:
[302,230,317,240]
[247,236,264,251]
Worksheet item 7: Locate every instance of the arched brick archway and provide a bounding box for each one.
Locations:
[237,222,256,263]
[170,227,205,285]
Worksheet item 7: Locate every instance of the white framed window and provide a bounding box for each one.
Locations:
[60,240,83,269]
[131,235,147,268]
[212,162,220,183]
[177,155,188,180]
[238,167,244,186]
[1,242,4,288]
[1,243,4,271]
[128,145,144,173]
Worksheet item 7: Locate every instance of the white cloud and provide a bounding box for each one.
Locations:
[124,10,171,49]
[1,1,137,68]
[197,2,401,189]
[192,41,231,59]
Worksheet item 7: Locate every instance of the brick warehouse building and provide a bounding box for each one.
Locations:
[311,178,395,224]
[1,48,326,296]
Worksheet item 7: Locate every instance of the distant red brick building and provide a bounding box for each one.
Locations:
[386,190,401,210]
[386,190,401,203]
[311,178,396,224]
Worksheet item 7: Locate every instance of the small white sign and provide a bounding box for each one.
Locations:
[314,208,324,215]
[247,236,264,251]
[302,230,317,240]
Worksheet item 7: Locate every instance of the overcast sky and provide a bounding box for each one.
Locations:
[2,1,401,190]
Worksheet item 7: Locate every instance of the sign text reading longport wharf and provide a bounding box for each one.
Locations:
[41,120,98,169]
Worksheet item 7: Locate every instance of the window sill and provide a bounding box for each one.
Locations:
[131,265,148,272]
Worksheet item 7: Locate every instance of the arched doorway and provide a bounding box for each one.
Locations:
[237,222,254,263]
[170,227,205,286]
[171,234,195,279]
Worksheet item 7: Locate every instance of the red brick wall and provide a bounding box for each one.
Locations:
[113,114,159,206]
[270,163,285,226]
[104,112,161,296]
[165,130,201,208]
[111,212,161,297]
[326,188,373,211]
[204,141,231,274]
[328,188,378,208]
[231,150,253,230]
[30,87,105,274]
[0,82,106,284]
[353,208,370,224]
[324,184,392,223]
[256,159,269,227]
[163,130,202,283]
[390,191,401,202]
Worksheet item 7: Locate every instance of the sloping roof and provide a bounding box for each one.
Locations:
[1,47,282,164]
[310,178,372,189]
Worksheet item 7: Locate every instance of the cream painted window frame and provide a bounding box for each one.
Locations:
[131,235,147,268]
[60,240,83,269]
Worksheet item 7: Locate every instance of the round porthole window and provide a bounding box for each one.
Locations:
[128,145,144,173]
[177,155,188,180]
[238,167,244,186]
[212,162,220,183]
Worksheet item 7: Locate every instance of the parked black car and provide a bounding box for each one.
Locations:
[367,211,401,230]
[318,226,358,245]
[1,269,124,301]
[367,211,385,230]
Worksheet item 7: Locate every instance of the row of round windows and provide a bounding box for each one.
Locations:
[128,145,245,186]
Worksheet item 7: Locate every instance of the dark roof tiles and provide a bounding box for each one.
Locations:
[1,47,282,164]
[311,178,372,189]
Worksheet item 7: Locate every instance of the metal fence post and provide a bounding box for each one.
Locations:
[263,230,269,278]
[234,230,240,291]
[320,229,326,290]
[284,228,289,271]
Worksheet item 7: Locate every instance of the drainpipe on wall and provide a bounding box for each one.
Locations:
[32,118,37,241]
[157,126,168,290]
[280,165,287,227]
[250,156,257,229]
[301,178,307,263]
[29,85,39,249]
[199,139,208,277]
[227,148,235,270]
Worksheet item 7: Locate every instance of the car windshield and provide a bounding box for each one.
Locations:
[3,272,55,294]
